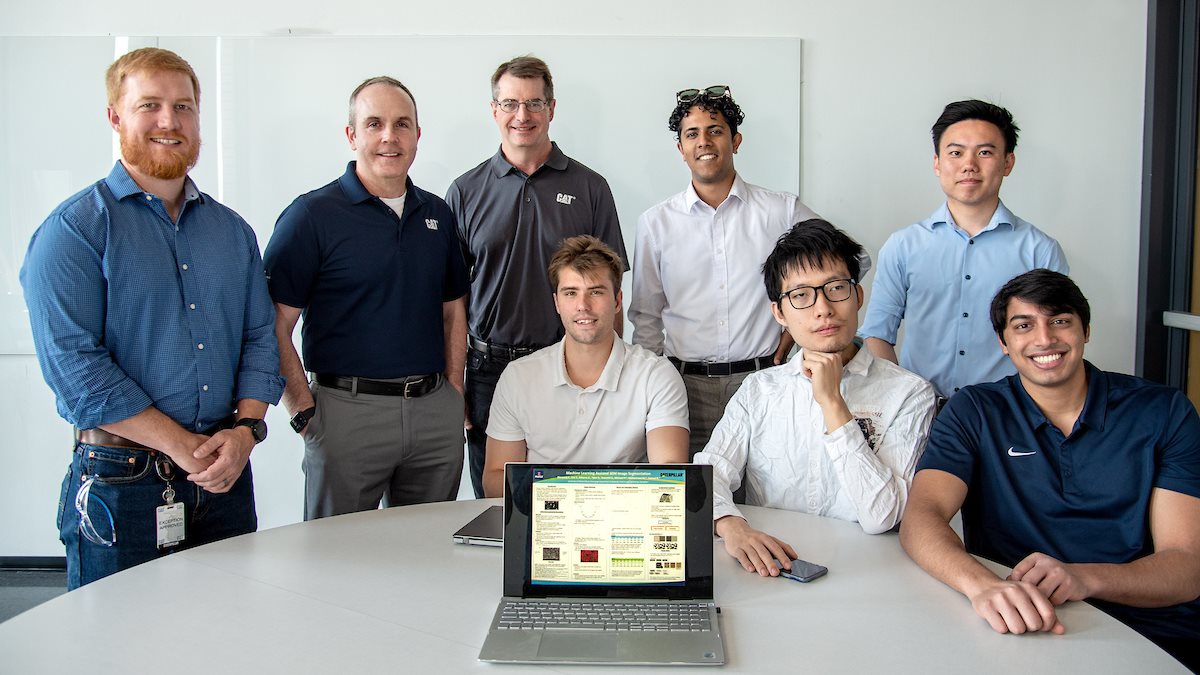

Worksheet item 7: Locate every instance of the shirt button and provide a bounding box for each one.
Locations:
[197,343,205,350]
[962,312,968,318]
[202,384,209,391]
[181,264,189,271]
[189,303,196,310]
[958,350,965,356]
[964,274,971,280]
[968,240,975,245]
[954,387,960,392]
[145,195,153,201]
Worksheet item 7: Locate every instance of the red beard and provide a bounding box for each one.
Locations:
[119,130,200,180]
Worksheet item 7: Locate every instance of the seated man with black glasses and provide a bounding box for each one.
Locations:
[694,221,937,577]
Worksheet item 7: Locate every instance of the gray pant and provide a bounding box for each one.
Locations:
[681,371,754,458]
[302,376,464,520]
[682,372,754,504]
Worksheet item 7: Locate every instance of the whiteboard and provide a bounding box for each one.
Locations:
[0,35,802,353]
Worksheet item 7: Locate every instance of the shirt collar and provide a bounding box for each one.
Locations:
[1008,360,1105,433]
[104,160,204,205]
[922,200,1016,234]
[683,172,745,212]
[489,141,568,178]
[553,335,626,392]
[338,161,422,210]
[1077,361,1108,431]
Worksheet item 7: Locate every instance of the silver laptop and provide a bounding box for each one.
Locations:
[479,463,724,666]
[453,505,504,547]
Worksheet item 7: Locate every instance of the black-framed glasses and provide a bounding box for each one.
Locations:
[780,278,858,310]
[493,98,549,113]
[676,85,732,104]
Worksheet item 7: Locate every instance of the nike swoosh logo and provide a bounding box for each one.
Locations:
[1007,447,1037,457]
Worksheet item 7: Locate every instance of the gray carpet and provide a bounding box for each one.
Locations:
[0,570,66,623]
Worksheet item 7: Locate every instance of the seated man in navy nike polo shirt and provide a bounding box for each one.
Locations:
[900,269,1200,670]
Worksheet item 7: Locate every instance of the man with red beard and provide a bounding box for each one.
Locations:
[21,48,283,589]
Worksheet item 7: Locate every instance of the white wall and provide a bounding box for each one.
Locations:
[0,0,1148,556]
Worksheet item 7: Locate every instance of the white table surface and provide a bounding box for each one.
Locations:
[0,500,1185,673]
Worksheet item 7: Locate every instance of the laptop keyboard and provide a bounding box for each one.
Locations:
[497,600,714,632]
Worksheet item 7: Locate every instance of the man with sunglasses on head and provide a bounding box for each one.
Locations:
[21,48,283,588]
[694,222,936,577]
[630,85,869,460]
[447,55,628,499]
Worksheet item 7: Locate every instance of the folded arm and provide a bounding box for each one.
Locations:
[900,469,1063,634]
[1011,488,1200,607]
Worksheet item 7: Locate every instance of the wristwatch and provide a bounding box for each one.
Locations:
[234,417,268,444]
[290,406,317,433]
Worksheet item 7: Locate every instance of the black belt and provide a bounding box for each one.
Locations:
[468,335,544,361]
[315,373,440,398]
[668,356,775,377]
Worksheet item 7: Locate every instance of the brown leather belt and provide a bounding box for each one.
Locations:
[315,373,440,398]
[74,416,236,451]
[75,428,151,451]
[668,356,775,377]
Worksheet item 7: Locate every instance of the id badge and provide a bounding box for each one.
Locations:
[156,502,186,549]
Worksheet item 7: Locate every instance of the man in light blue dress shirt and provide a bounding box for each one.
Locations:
[859,100,1067,399]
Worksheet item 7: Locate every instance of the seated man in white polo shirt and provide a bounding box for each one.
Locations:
[483,235,689,497]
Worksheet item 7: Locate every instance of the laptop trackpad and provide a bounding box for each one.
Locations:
[537,632,618,657]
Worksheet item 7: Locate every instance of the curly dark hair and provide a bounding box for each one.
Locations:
[668,95,745,139]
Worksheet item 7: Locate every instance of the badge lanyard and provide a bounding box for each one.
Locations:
[155,456,186,549]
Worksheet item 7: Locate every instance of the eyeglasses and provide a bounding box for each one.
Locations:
[75,475,116,547]
[676,85,732,104]
[493,98,549,113]
[780,278,858,310]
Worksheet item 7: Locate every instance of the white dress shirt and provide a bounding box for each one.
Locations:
[693,347,937,534]
[629,175,820,362]
[487,336,689,463]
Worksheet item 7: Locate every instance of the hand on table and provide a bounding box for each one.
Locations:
[715,516,799,577]
[969,578,1065,635]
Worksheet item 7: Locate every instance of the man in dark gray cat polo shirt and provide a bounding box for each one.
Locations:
[446,55,628,498]
[265,77,469,520]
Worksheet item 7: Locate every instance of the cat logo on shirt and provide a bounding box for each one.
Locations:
[556,193,576,205]
[425,219,439,230]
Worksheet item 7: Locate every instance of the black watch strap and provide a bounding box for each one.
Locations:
[234,417,268,444]
[290,406,317,433]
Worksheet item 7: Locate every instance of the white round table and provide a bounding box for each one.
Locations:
[0,500,1184,673]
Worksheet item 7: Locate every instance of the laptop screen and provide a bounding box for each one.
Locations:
[502,463,714,600]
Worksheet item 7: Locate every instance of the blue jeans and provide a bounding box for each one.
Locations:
[58,443,257,589]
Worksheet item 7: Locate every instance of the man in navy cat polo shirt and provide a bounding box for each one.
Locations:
[900,269,1200,670]
[264,76,469,520]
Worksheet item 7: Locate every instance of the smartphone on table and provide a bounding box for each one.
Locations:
[779,559,828,583]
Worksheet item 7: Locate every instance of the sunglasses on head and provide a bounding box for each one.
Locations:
[676,85,732,104]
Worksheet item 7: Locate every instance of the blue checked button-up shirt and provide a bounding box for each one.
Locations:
[859,202,1068,398]
[21,161,284,432]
